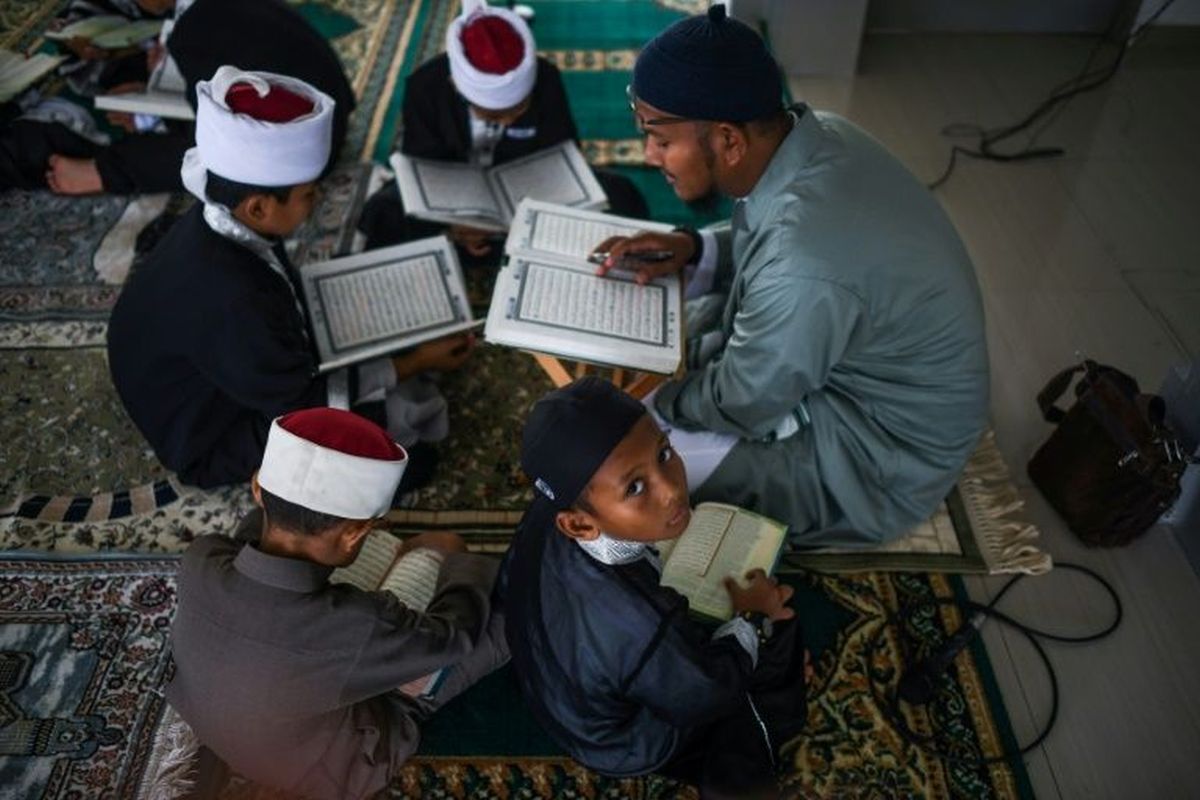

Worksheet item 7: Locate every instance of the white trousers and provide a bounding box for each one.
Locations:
[643,388,738,493]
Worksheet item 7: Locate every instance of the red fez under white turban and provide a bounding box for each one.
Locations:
[257,408,408,519]
[191,65,335,188]
[447,0,536,111]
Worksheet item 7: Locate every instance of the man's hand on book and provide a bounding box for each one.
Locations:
[724,569,795,622]
[592,231,695,285]
[393,332,477,379]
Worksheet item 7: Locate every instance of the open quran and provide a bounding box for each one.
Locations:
[46,17,163,49]
[94,21,193,120]
[298,236,478,373]
[484,200,683,374]
[390,141,608,232]
[656,503,788,621]
[330,531,447,698]
[0,49,65,104]
[44,15,129,42]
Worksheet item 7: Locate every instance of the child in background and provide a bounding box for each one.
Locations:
[107,66,471,489]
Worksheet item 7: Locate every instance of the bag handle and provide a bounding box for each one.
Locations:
[1036,363,1086,424]
[1136,393,1167,428]
[1038,361,1194,469]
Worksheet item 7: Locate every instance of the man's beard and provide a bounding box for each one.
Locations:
[688,131,722,209]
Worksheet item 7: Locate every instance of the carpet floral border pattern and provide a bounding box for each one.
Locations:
[0,556,176,798]
[0,561,1028,799]
[785,570,1026,799]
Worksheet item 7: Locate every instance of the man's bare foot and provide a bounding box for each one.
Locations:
[46,155,103,195]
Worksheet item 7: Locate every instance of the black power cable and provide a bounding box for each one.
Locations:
[928,0,1178,190]
[850,562,1123,768]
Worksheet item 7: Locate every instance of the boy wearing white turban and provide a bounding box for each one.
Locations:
[166,407,507,799]
[358,0,647,260]
[7,0,357,195]
[107,66,474,489]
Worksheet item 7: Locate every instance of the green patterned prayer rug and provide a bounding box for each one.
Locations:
[402,571,1033,800]
[0,0,61,50]
[0,555,1032,799]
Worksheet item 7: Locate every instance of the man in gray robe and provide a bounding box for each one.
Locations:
[595,6,989,546]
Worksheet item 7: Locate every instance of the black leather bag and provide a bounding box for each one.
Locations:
[1027,360,1189,546]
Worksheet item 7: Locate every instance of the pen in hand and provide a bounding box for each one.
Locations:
[586,250,675,265]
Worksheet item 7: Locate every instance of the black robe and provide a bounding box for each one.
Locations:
[1,0,355,193]
[166,0,355,166]
[501,499,801,792]
[358,55,646,250]
[401,54,578,164]
[106,204,325,487]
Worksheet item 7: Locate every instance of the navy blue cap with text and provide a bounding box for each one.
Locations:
[520,377,647,510]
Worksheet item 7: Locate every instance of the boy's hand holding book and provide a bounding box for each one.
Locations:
[393,332,477,379]
[396,531,467,559]
[146,42,165,73]
[102,81,148,131]
[656,503,788,621]
[592,230,696,285]
[723,568,795,622]
[64,36,105,61]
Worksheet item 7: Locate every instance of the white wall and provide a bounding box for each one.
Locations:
[1139,0,1200,25]
[864,0,1125,34]
[726,0,868,77]
[859,0,1198,35]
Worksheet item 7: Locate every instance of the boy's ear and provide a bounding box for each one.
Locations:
[339,519,375,551]
[554,509,601,542]
[240,193,274,223]
[332,519,375,561]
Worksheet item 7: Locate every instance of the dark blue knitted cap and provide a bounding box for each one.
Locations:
[521,377,647,510]
[632,4,783,123]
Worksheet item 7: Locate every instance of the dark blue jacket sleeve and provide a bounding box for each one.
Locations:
[623,613,754,729]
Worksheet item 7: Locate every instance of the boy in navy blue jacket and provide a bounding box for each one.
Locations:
[501,378,809,798]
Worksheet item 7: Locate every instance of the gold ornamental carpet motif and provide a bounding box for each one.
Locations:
[0,556,1032,798]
